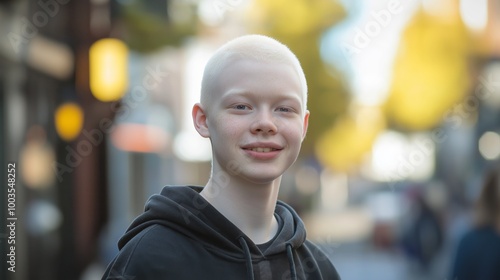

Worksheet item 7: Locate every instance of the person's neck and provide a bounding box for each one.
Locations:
[200,172,281,244]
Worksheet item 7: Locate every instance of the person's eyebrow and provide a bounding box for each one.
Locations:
[220,89,249,99]
[220,89,304,109]
[221,89,302,104]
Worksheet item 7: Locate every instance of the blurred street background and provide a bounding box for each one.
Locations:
[1,0,499,279]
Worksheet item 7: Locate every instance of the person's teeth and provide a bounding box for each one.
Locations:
[251,147,272,152]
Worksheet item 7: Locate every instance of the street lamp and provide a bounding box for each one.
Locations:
[89,38,128,102]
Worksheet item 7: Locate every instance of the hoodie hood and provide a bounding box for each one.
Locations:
[104,185,341,280]
[118,186,307,257]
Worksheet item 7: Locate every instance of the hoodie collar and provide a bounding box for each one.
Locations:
[118,185,306,279]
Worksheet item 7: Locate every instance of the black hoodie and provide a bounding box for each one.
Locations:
[102,186,340,280]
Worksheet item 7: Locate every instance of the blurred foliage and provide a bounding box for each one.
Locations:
[384,8,472,131]
[316,106,386,172]
[247,0,350,155]
[118,0,198,53]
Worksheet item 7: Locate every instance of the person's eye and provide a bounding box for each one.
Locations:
[276,107,292,113]
[234,104,249,110]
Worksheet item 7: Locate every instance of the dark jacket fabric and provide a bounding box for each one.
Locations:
[102,186,340,280]
[451,226,500,280]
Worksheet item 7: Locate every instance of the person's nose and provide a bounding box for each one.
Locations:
[250,110,278,135]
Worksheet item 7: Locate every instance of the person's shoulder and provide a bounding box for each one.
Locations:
[124,224,197,256]
[460,225,500,246]
[302,240,341,279]
[102,225,197,279]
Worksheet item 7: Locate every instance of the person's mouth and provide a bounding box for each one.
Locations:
[242,142,283,152]
[246,147,280,153]
[241,143,284,160]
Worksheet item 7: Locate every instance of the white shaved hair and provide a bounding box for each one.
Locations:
[200,34,308,109]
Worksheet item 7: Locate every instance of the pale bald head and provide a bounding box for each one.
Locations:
[200,34,307,109]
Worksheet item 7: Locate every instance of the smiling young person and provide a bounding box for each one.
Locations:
[102,35,340,280]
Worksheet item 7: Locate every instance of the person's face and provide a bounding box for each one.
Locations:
[193,58,309,184]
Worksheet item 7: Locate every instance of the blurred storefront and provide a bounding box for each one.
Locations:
[1,1,109,279]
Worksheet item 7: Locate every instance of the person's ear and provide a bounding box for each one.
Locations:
[302,110,310,141]
[192,103,210,138]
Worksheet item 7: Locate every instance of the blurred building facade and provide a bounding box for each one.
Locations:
[1,1,111,279]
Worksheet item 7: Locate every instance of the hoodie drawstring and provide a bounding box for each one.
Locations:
[286,243,297,280]
[238,238,298,280]
[239,237,255,280]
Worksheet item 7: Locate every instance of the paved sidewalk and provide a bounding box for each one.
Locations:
[320,242,453,280]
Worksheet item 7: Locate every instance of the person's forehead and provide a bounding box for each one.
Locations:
[202,55,307,111]
[221,58,300,86]
[219,58,300,84]
[225,55,285,68]
[210,59,304,109]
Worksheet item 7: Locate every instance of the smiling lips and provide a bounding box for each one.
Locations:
[242,143,283,160]
[248,147,279,153]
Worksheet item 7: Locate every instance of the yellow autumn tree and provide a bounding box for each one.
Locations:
[385,7,472,130]
[316,106,386,171]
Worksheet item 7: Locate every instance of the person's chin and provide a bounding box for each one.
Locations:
[240,167,285,185]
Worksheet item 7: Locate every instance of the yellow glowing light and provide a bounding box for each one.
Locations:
[20,126,55,189]
[55,103,84,141]
[89,38,128,102]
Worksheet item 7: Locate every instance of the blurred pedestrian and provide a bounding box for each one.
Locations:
[400,186,444,270]
[450,166,500,280]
